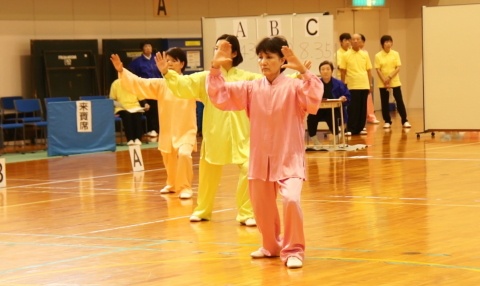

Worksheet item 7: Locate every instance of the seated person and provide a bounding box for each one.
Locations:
[110,79,150,145]
[307,61,351,145]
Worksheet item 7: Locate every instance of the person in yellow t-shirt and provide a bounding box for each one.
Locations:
[339,33,373,135]
[109,79,150,146]
[335,33,351,80]
[359,34,380,125]
[374,35,410,129]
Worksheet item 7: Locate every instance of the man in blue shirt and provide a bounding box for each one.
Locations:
[128,41,161,137]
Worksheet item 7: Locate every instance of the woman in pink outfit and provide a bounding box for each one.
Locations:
[206,36,324,269]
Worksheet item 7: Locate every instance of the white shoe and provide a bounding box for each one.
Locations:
[189,215,202,222]
[148,130,158,137]
[160,186,175,194]
[134,139,142,145]
[403,122,411,128]
[179,192,192,199]
[127,140,135,146]
[286,257,303,268]
[367,119,380,124]
[241,218,256,227]
[345,131,352,136]
[310,136,321,146]
[383,123,391,128]
[250,250,266,258]
[360,130,367,135]
[363,127,366,131]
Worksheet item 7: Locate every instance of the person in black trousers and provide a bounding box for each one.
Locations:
[374,35,411,129]
[339,34,373,135]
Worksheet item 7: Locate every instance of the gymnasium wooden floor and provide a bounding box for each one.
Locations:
[1,109,480,285]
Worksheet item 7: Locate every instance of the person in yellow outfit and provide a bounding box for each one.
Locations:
[109,79,150,146]
[156,35,309,226]
[154,35,261,226]
[110,48,197,199]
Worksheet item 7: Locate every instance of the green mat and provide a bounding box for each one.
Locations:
[2,143,159,164]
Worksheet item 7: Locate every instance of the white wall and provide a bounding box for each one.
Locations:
[0,0,431,110]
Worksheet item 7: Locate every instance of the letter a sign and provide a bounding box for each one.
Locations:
[233,19,248,39]
[153,0,170,17]
[129,145,145,172]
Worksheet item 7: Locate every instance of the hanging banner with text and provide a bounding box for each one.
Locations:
[202,13,334,76]
[76,101,92,132]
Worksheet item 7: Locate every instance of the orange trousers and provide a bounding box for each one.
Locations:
[160,144,194,195]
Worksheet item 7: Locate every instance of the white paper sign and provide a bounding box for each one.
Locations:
[76,101,92,132]
[0,158,6,188]
[128,145,145,172]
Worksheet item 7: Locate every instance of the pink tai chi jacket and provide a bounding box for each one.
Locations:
[206,68,324,181]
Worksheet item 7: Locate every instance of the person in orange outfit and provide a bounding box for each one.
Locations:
[110,48,197,199]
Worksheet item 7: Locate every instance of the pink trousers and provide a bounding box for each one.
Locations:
[367,92,377,122]
[249,177,305,262]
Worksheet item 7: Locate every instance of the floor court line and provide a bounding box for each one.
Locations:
[5,186,199,194]
[302,199,480,208]
[307,156,480,161]
[6,164,198,190]
[0,232,373,253]
[0,232,457,257]
[0,241,170,277]
[1,254,479,283]
[74,207,237,235]
[0,194,93,209]
[408,141,480,153]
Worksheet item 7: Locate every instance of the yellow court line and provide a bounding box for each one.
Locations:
[0,256,479,283]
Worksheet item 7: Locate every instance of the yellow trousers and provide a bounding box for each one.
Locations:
[192,157,254,222]
[160,144,194,194]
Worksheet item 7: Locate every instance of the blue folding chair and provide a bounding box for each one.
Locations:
[45,97,71,104]
[79,95,107,101]
[13,99,48,152]
[0,96,23,122]
[0,105,25,155]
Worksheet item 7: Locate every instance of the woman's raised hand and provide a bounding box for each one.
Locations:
[211,41,233,69]
[110,54,124,72]
[155,52,169,75]
[280,46,307,74]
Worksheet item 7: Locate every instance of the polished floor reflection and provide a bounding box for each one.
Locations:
[0,109,479,285]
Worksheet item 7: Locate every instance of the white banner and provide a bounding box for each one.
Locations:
[76,101,92,132]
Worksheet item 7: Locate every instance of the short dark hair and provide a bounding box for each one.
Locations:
[380,35,393,47]
[319,61,334,71]
[339,33,352,42]
[255,36,289,73]
[166,47,187,73]
[216,34,243,67]
[360,34,366,42]
[140,41,153,50]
